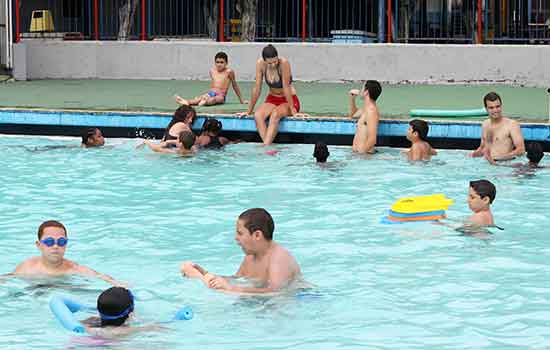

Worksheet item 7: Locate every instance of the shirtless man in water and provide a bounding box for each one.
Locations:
[471,92,525,162]
[180,208,301,294]
[350,80,382,154]
[8,220,121,286]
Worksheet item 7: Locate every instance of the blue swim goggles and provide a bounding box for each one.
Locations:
[99,290,135,320]
[40,237,68,247]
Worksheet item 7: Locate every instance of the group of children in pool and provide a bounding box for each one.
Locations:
[13,46,547,336]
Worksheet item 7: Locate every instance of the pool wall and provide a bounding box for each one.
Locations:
[2,108,550,150]
[12,41,550,87]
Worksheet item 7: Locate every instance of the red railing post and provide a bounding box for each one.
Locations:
[94,0,99,40]
[15,0,20,42]
[219,0,225,42]
[140,0,146,40]
[386,0,392,43]
[301,0,307,41]
[476,0,483,43]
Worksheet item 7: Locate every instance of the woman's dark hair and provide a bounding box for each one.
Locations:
[98,287,134,327]
[201,118,222,135]
[262,44,278,60]
[164,105,197,138]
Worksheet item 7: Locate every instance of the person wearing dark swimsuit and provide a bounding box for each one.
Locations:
[195,118,229,149]
[237,44,301,146]
[162,105,197,148]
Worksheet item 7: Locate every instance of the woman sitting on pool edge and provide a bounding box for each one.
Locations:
[238,44,302,146]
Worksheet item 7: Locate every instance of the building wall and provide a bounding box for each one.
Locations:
[12,40,550,86]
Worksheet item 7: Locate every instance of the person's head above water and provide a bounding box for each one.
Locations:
[167,105,197,130]
[362,80,382,101]
[313,142,330,163]
[178,130,196,150]
[36,220,68,265]
[468,179,496,213]
[201,118,223,136]
[408,119,429,142]
[97,287,134,327]
[526,142,544,165]
[237,208,274,242]
[81,128,105,148]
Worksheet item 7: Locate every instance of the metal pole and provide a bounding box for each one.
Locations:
[15,0,20,42]
[386,0,392,42]
[219,0,225,41]
[477,0,482,43]
[94,0,98,40]
[140,0,146,40]
[302,0,307,41]
[378,0,385,43]
[547,88,550,123]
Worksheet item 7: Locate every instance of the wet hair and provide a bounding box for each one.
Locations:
[97,287,134,327]
[165,105,197,136]
[201,118,222,136]
[215,51,228,63]
[178,130,196,150]
[37,220,67,240]
[313,142,330,163]
[363,80,382,101]
[526,142,544,164]
[470,180,496,204]
[81,128,99,146]
[409,119,429,141]
[238,208,274,241]
[483,92,502,107]
[262,44,278,60]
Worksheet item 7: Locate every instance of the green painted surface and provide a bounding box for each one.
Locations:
[0,79,548,121]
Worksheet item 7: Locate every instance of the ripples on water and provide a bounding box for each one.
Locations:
[1,136,550,349]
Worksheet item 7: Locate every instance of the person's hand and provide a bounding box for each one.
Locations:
[241,100,249,104]
[236,111,251,116]
[293,112,310,118]
[349,89,360,96]
[290,107,297,116]
[207,276,231,290]
[192,263,208,276]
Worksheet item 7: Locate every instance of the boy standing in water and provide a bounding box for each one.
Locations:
[175,52,247,107]
[405,119,437,161]
[467,180,496,226]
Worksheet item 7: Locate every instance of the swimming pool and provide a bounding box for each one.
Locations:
[1,136,550,349]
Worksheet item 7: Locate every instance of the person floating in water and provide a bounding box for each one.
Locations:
[405,119,437,161]
[471,92,525,163]
[181,208,302,294]
[313,141,330,163]
[9,220,123,286]
[175,52,247,107]
[351,80,382,154]
[81,287,164,337]
[81,128,105,148]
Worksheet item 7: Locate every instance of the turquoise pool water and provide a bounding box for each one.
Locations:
[1,136,550,349]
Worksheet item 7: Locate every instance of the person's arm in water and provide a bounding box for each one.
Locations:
[280,59,295,116]
[75,265,126,287]
[206,257,292,295]
[240,60,263,116]
[229,70,248,104]
[348,89,360,118]
[471,122,488,157]
[144,140,177,154]
[497,121,525,160]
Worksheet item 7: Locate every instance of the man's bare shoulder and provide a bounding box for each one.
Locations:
[270,244,296,264]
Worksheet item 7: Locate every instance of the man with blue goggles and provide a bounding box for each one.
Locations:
[7,220,123,286]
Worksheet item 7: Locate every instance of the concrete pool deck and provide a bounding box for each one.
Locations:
[0,79,549,121]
